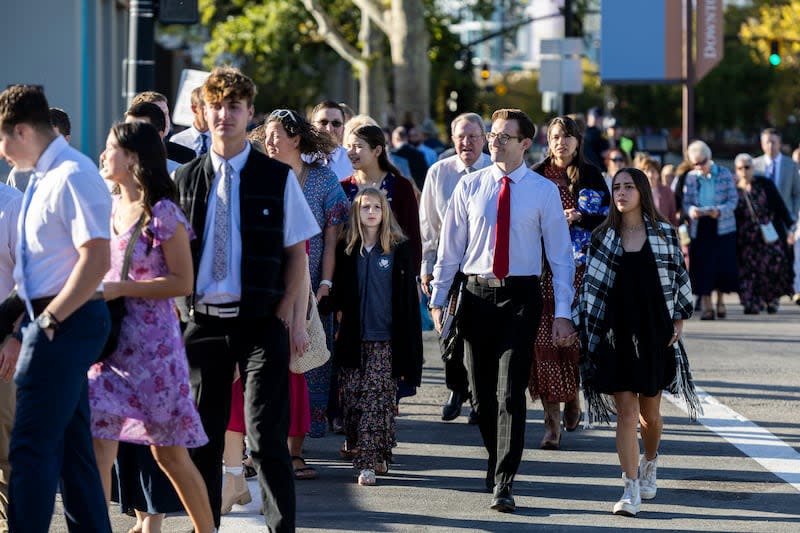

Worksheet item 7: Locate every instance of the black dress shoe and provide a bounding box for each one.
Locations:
[467,407,479,425]
[490,485,515,512]
[441,391,466,421]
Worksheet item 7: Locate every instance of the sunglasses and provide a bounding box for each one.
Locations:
[269,109,299,125]
[316,119,343,128]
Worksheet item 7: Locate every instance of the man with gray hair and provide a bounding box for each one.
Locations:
[419,113,491,423]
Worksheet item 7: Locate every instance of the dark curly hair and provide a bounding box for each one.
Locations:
[266,109,337,159]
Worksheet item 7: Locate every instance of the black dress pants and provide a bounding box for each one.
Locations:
[185,312,295,532]
[461,277,542,490]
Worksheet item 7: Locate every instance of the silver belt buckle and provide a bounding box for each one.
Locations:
[487,278,504,288]
[215,306,239,318]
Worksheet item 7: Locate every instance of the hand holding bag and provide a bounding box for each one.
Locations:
[289,291,330,374]
[743,189,779,244]
[99,216,144,362]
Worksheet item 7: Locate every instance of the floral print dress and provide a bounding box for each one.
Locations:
[88,199,207,448]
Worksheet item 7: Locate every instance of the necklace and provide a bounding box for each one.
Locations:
[622,223,644,233]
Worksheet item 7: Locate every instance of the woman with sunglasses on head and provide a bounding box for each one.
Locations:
[528,115,609,450]
[732,153,794,314]
[262,109,350,479]
[575,167,699,517]
[683,140,739,320]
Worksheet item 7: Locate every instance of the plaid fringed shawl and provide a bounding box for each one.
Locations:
[572,216,702,423]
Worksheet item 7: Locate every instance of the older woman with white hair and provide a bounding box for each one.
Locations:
[733,153,794,314]
[682,140,739,320]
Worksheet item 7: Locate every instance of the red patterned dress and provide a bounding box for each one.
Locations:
[528,165,583,402]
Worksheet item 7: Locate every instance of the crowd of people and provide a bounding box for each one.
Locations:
[0,67,795,533]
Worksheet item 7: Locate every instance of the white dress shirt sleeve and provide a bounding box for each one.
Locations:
[430,180,468,307]
[283,170,321,248]
[540,185,575,319]
[418,165,440,277]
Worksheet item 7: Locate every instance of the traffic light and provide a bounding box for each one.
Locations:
[769,40,781,66]
[480,63,490,80]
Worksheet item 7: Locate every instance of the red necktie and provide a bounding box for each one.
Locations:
[492,176,511,280]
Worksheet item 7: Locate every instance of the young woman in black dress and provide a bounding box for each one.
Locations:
[576,168,699,517]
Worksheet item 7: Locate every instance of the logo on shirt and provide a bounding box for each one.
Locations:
[377,255,392,271]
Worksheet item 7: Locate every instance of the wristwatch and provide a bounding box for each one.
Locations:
[36,311,60,332]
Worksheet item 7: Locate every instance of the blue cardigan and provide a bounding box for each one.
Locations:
[682,162,738,237]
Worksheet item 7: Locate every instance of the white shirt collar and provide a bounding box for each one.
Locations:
[209,142,251,175]
[34,135,69,177]
[490,161,527,183]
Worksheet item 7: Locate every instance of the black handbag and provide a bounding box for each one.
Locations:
[99,216,144,362]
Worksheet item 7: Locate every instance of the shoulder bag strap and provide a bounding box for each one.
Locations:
[120,215,145,281]
[742,188,759,225]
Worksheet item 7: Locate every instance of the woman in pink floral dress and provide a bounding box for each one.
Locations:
[88,121,216,533]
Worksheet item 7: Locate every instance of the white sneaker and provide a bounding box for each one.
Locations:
[639,454,658,500]
[358,469,376,486]
[612,473,641,516]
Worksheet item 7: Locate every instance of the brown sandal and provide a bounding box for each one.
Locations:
[292,456,318,480]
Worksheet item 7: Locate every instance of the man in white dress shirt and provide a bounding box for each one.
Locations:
[0,84,112,532]
[430,109,575,513]
[170,86,210,157]
[310,100,353,179]
[419,112,491,423]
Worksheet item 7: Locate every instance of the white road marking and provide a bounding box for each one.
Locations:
[666,386,800,491]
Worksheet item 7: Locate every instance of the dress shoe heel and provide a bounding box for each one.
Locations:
[441,391,466,421]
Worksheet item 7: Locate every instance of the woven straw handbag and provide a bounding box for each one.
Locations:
[289,293,330,374]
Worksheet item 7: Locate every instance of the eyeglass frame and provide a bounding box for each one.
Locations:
[453,134,483,144]
[486,132,523,145]
[315,118,344,128]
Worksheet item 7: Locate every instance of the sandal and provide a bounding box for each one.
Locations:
[562,404,582,432]
[291,456,318,480]
[375,460,389,475]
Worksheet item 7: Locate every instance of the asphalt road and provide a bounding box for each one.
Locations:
[50,294,800,532]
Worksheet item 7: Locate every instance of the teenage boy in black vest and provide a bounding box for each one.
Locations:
[174,66,319,532]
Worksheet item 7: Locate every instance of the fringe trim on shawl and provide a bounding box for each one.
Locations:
[665,340,702,421]
[582,337,702,424]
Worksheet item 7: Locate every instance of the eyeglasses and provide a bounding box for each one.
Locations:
[486,132,522,145]
[610,157,625,163]
[269,109,299,125]
[315,119,343,128]
[736,165,751,170]
[453,134,482,143]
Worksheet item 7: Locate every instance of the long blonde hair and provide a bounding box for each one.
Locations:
[343,188,406,256]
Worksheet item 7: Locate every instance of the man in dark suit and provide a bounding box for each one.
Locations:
[391,126,429,190]
[174,66,320,532]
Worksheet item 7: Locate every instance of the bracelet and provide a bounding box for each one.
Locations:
[319,280,333,289]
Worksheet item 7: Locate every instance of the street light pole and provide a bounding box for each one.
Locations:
[125,0,156,107]
[682,0,694,156]
[562,0,574,115]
